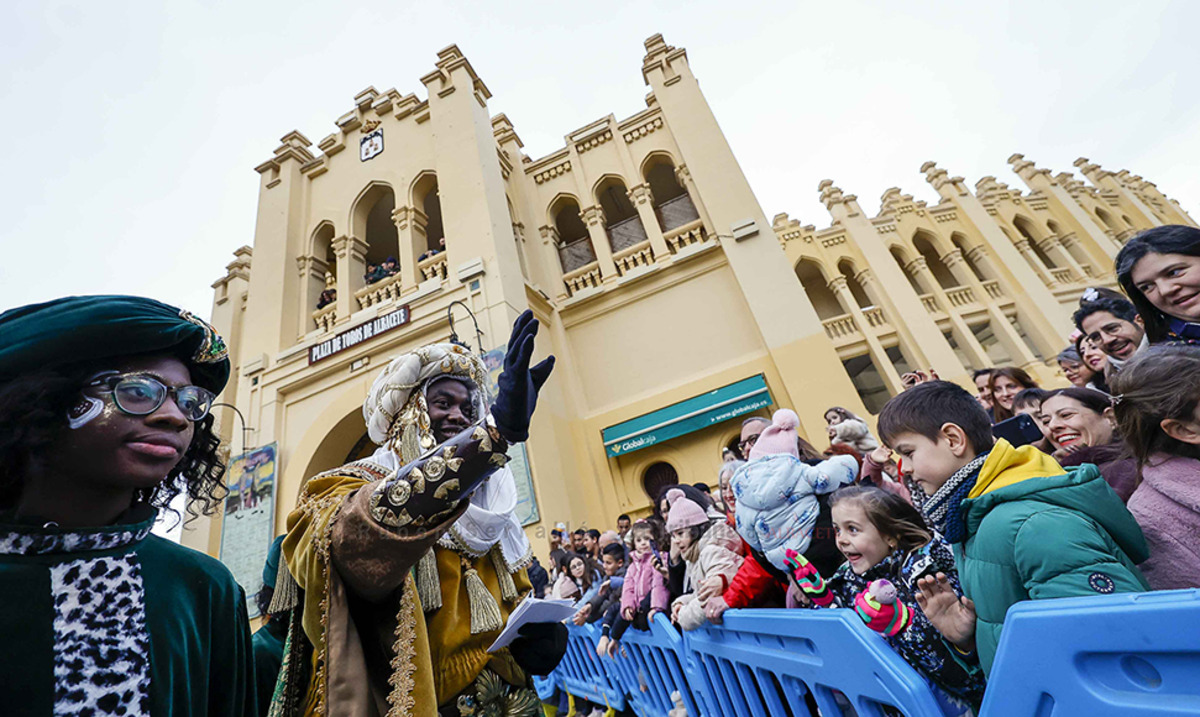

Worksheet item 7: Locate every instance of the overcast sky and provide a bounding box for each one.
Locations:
[3,1,1198,319]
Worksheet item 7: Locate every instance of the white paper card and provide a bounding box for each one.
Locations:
[487,597,577,652]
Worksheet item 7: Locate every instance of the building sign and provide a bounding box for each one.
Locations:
[309,306,411,365]
[602,374,772,457]
[360,128,384,161]
[219,443,277,619]
[481,343,541,526]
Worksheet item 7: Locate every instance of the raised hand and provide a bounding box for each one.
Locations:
[915,572,976,650]
[783,548,834,607]
[853,579,912,636]
[491,310,555,442]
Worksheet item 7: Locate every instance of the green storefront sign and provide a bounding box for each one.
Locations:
[602,375,772,457]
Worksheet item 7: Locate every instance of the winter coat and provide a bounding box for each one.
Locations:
[830,418,879,453]
[672,520,745,630]
[527,557,549,598]
[584,565,627,623]
[621,549,669,614]
[957,440,1149,674]
[731,453,857,571]
[551,570,601,606]
[816,536,987,710]
[1127,454,1200,590]
[1058,440,1138,503]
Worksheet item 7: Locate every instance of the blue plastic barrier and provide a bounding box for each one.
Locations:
[983,589,1200,716]
[688,609,947,717]
[559,622,627,711]
[608,613,707,717]
[533,673,558,702]
[545,592,1200,717]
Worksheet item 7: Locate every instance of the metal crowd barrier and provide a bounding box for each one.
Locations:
[541,589,1200,716]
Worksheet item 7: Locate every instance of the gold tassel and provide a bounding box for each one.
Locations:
[490,546,518,603]
[462,556,503,634]
[268,555,300,614]
[416,548,442,612]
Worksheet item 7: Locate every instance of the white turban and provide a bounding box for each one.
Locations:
[362,342,490,451]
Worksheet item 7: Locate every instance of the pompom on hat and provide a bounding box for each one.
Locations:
[0,295,230,393]
[664,488,709,533]
[749,408,801,460]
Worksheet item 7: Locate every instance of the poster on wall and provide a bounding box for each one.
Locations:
[219,443,278,618]
[481,344,541,526]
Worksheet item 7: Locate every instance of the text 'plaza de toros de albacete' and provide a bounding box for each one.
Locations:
[185,34,1197,558]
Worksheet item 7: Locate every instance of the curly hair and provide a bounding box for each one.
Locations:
[0,363,227,522]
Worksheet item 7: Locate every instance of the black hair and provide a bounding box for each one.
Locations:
[1116,225,1200,343]
[617,513,630,522]
[1073,295,1139,333]
[877,380,995,455]
[971,368,994,381]
[586,528,601,540]
[1041,387,1113,416]
[692,482,710,493]
[256,585,275,620]
[1111,344,1200,471]
[1011,387,1051,411]
[572,528,586,536]
[0,363,227,522]
[600,542,626,561]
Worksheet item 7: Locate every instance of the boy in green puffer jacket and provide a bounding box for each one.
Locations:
[878,381,1148,675]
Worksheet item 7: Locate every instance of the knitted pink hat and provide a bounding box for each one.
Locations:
[749,409,801,460]
[664,489,709,533]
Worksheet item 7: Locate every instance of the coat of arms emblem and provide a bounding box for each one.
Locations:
[360,128,384,161]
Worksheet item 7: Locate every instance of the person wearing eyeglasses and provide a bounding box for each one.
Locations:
[0,295,255,716]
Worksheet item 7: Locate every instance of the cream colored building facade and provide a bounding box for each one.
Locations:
[185,34,1197,557]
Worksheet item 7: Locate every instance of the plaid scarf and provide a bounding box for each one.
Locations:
[922,452,988,544]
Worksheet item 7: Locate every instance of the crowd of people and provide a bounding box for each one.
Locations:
[2,225,1199,717]
[537,224,1200,716]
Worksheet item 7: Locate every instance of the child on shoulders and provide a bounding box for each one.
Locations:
[876,381,1148,674]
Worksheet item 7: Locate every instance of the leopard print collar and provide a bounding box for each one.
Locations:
[0,506,156,556]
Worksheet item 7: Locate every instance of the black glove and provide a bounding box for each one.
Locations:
[490,310,555,442]
[508,621,567,676]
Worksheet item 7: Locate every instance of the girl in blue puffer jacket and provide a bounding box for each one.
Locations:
[730,408,857,572]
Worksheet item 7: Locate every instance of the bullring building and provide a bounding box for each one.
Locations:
[185,34,1197,557]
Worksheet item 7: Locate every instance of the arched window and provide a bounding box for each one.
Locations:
[1095,207,1121,232]
[1013,216,1057,268]
[643,155,699,234]
[411,173,445,256]
[352,184,400,270]
[837,260,872,308]
[950,234,987,281]
[913,233,958,289]
[795,259,843,319]
[891,247,925,293]
[551,197,595,273]
[642,462,679,501]
[595,176,647,252]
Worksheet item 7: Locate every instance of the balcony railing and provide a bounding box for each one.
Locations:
[663,219,708,253]
[655,193,702,233]
[821,314,859,341]
[563,261,602,297]
[312,303,337,332]
[862,307,887,328]
[418,253,448,282]
[919,294,940,314]
[606,215,649,253]
[356,271,403,310]
[558,237,598,273]
[1050,267,1076,285]
[983,280,1004,300]
[613,240,655,275]
[945,286,978,308]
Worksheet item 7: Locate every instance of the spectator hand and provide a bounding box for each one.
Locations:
[621,605,635,621]
[490,310,556,442]
[782,549,834,607]
[508,622,567,676]
[853,579,912,636]
[652,555,669,580]
[704,596,730,624]
[572,603,591,625]
[696,575,723,602]
[915,573,976,651]
[868,445,893,466]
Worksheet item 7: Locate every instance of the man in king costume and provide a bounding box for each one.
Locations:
[273,311,565,716]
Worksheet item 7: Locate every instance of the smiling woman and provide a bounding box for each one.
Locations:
[1117,225,1200,345]
[0,295,256,716]
[1041,387,1136,503]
